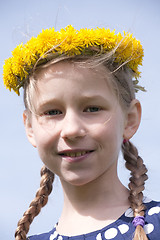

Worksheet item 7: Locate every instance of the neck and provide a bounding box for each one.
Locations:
[57,167,130,236]
[61,172,129,213]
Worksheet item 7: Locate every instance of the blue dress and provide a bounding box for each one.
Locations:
[28,197,160,240]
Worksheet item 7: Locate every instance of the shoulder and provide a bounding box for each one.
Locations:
[144,197,160,214]
[143,197,160,238]
[27,228,56,240]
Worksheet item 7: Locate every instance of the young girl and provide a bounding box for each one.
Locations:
[3,26,160,240]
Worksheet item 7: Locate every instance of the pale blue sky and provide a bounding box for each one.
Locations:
[0,0,160,239]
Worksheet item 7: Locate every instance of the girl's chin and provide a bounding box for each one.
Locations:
[59,173,98,187]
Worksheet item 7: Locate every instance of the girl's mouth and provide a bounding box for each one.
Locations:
[58,150,94,162]
[59,150,93,157]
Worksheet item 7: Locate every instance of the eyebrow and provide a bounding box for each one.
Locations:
[79,95,109,102]
[40,95,108,104]
[36,93,112,112]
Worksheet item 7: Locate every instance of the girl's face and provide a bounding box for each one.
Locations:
[24,62,134,186]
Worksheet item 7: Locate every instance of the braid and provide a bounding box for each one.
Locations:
[15,166,55,240]
[122,140,148,240]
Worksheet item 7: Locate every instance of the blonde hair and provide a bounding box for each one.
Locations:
[15,54,148,240]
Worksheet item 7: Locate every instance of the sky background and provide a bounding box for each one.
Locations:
[0,0,160,239]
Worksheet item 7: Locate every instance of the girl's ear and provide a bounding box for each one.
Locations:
[123,99,142,140]
[23,110,37,148]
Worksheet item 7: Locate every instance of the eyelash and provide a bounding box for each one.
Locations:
[42,106,102,116]
[84,106,102,112]
[44,109,62,116]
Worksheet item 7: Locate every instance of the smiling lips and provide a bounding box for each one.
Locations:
[58,150,94,160]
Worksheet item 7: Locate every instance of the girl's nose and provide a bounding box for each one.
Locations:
[60,111,86,141]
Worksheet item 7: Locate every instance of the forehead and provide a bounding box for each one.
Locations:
[35,60,115,93]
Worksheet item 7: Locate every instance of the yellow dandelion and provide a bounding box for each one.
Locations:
[23,37,39,65]
[56,25,81,55]
[36,28,58,56]
[95,28,117,50]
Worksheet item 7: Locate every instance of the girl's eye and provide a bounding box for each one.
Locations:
[44,109,62,116]
[85,107,101,112]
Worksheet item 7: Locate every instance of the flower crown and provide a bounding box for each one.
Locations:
[3,25,145,95]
